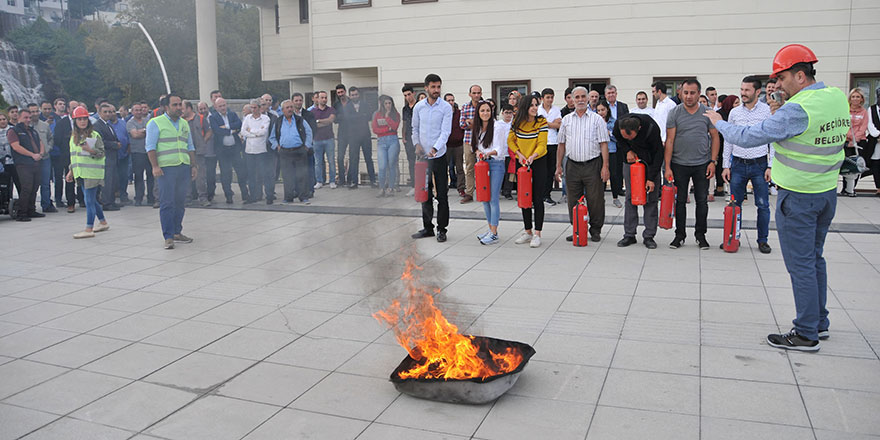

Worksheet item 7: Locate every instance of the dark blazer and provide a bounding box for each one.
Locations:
[613,101,630,120]
[208,110,243,151]
[93,118,120,151]
[299,109,317,134]
[53,115,73,157]
[342,100,373,140]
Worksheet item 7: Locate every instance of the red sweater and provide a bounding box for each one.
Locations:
[371,112,400,137]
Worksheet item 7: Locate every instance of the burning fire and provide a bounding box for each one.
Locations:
[373,257,524,381]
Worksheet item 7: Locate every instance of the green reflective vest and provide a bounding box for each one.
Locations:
[69,131,104,180]
[771,86,849,193]
[152,115,191,168]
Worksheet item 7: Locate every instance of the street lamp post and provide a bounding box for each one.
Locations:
[134,21,171,94]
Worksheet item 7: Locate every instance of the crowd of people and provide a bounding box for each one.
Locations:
[1,71,878,251]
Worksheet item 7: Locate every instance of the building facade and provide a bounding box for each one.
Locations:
[238,0,880,108]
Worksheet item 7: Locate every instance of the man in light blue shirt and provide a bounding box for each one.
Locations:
[270,99,314,204]
[411,73,452,242]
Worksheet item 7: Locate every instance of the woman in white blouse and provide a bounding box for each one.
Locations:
[473,101,514,245]
[240,99,273,204]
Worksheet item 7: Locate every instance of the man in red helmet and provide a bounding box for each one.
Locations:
[705,44,850,352]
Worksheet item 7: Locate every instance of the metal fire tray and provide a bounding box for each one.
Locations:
[389,336,536,405]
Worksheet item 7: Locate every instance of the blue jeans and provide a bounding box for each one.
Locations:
[481,158,505,226]
[775,188,836,341]
[729,157,770,243]
[39,158,52,209]
[376,135,400,190]
[157,164,190,240]
[82,185,105,228]
[313,139,336,184]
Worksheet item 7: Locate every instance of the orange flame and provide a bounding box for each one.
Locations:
[373,257,523,380]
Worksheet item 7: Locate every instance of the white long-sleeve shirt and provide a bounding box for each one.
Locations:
[240,113,270,154]
[652,96,677,142]
[477,119,510,160]
[722,101,773,168]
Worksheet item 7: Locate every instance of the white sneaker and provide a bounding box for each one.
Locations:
[314,182,323,190]
[514,232,533,245]
[406,188,415,197]
[530,235,542,248]
[93,223,109,233]
[329,183,337,189]
[73,230,95,239]
[770,186,778,195]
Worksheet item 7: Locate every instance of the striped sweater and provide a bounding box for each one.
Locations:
[507,118,549,160]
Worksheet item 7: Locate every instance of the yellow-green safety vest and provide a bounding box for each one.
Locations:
[152,115,191,168]
[69,132,104,180]
[771,86,849,193]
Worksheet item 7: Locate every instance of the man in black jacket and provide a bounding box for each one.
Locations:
[93,103,122,210]
[343,87,375,189]
[52,102,78,212]
[7,109,45,221]
[613,114,664,249]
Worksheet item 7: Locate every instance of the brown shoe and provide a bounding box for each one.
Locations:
[460,195,474,204]
[67,205,76,213]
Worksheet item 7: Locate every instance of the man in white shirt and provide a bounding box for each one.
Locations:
[630,91,654,117]
[651,81,678,143]
[538,88,562,206]
[240,99,272,204]
[706,87,720,111]
[720,76,773,254]
[555,86,610,243]
[411,73,453,243]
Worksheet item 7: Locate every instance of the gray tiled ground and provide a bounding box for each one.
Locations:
[1,191,879,440]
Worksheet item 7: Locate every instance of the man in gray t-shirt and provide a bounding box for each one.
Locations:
[126,103,153,205]
[663,80,720,249]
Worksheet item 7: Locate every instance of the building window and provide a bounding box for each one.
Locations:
[274,3,280,34]
[298,0,309,23]
[851,73,880,106]
[338,0,370,9]
[568,78,610,96]
[402,0,437,3]
[492,80,531,103]
[651,76,696,106]
[8,0,16,6]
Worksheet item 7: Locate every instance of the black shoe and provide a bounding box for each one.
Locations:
[348,184,358,190]
[15,216,31,222]
[719,243,724,250]
[103,205,120,211]
[226,196,233,204]
[243,199,255,205]
[565,235,573,242]
[503,192,513,200]
[412,229,435,239]
[818,329,829,340]
[266,199,273,205]
[437,231,447,242]
[56,201,66,208]
[696,237,710,250]
[758,242,772,254]
[644,238,657,249]
[28,211,46,218]
[43,205,57,213]
[590,234,601,242]
[669,237,683,249]
[714,189,725,197]
[767,329,819,352]
[617,236,637,247]
[543,198,557,206]
[134,200,143,206]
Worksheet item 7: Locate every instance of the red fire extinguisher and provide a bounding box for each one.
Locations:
[658,183,676,230]
[414,160,429,203]
[475,159,490,202]
[630,161,646,206]
[722,196,742,253]
[517,165,532,209]
[572,196,589,247]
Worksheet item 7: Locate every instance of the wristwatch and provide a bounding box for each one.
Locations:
[711,160,718,165]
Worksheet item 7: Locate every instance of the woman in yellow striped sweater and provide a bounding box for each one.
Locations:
[508,95,549,248]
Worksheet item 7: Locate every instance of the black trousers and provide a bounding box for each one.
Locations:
[609,151,624,198]
[51,155,76,206]
[522,155,548,231]
[245,153,276,201]
[14,163,40,217]
[544,145,557,200]
[131,153,155,203]
[336,132,350,186]
[403,139,415,184]
[217,146,249,200]
[671,161,710,240]
[565,157,605,236]
[347,133,375,185]
[422,155,449,233]
[102,148,118,205]
[279,147,309,201]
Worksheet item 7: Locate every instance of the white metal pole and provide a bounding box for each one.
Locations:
[135,21,171,94]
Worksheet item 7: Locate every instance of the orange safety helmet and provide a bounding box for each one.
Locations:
[71,106,90,119]
[771,44,818,78]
